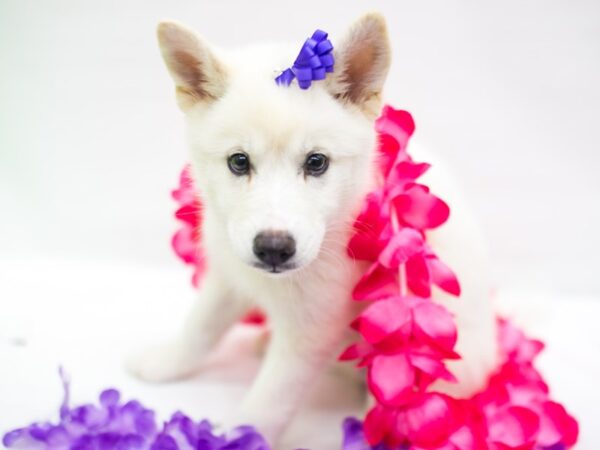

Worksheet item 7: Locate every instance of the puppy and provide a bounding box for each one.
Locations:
[128,13,498,447]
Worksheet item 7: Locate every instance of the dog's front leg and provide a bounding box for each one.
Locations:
[234,307,349,446]
[127,270,248,382]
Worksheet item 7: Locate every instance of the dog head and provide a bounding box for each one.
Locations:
[158,14,391,274]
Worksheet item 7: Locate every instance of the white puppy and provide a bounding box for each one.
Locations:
[128,13,498,446]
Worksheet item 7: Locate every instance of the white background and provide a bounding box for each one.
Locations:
[1,0,599,293]
[1,0,599,448]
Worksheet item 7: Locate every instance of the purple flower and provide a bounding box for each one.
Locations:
[3,369,269,450]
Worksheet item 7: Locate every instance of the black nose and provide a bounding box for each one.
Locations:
[253,231,296,267]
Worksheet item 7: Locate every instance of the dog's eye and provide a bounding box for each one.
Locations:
[228,153,250,176]
[304,153,329,176]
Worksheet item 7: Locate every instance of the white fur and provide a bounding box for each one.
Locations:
[127,14,498,447]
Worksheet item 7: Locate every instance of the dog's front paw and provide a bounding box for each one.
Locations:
[125,339,202,383]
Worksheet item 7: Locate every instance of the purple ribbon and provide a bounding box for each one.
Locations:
[275,29,334,89]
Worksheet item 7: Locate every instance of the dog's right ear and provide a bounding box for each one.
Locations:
[157,21,227,111]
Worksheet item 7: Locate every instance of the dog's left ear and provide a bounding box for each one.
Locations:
[327,13,391,117]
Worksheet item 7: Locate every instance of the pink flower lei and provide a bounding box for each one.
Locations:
[171,105,579,450]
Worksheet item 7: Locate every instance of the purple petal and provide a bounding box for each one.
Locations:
[3,429,27,447]
[151,433,179,450]
[119,434,146,450]
[135,409,157,437]
[341,418,391,450]
[223,426,270,450]
[100,389,121,408]
[28,424,50,441]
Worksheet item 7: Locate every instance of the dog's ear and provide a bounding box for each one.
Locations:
[157,21,227,111]
[327,13,391,117]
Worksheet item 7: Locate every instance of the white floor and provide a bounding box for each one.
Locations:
[0,259,598,449]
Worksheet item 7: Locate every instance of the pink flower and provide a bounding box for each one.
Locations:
[404,244,461,298]
[352,230,460,301]
[391,183,450,231]
[171,166,206,287]
[362,394,471,449]
[375,105,415,177]
[499,319,545,365]
[351,228,424,301]
[487,406,540,450]
[537,401,579,448]
[341,297,458,407]
[347,189,393,263]
[471,320,579,449]
[352,262,400,301]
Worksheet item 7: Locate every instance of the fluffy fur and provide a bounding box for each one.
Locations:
[127,13,498,447]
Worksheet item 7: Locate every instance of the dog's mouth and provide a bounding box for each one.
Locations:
[251,261,297,274]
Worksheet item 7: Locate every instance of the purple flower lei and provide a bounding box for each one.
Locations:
[275,29,334,89]
[3,369,269,450]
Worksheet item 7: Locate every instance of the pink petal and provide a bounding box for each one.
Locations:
[516,339,545,364]
[347,232,380,262]
[352,263,400,301]
[191,256,206,287]
[448,425,477,450]
[406,255,432,297]
[385,161,431,192]
[368,353,415,406]
[409,341,461,361]
[375,105,416,152]
[171,165,197,204]
[338,341,373,361]
[411,354,457,384]
[413,301,458,352]
[404,394,457,449]
[395,161,431,181]
[505,382,547,407]
[174,203,201,227]
[363,404,397,446]
[488,406,540,449]
[498,319,522,355]
[538,401,579,447]
[499,320,544,364]
[378,228,425,269]
[377,133,401,177]
[428,254,461,296]
[353,297,412,344]
[371,327,412,354]
[348,191,389,261]
[171,226,198,265]
[411,444,457,450]
[394,185,450,230]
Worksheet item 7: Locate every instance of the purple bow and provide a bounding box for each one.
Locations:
[275,29,334,89]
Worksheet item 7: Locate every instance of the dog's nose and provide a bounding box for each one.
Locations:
[253,231,296,267]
